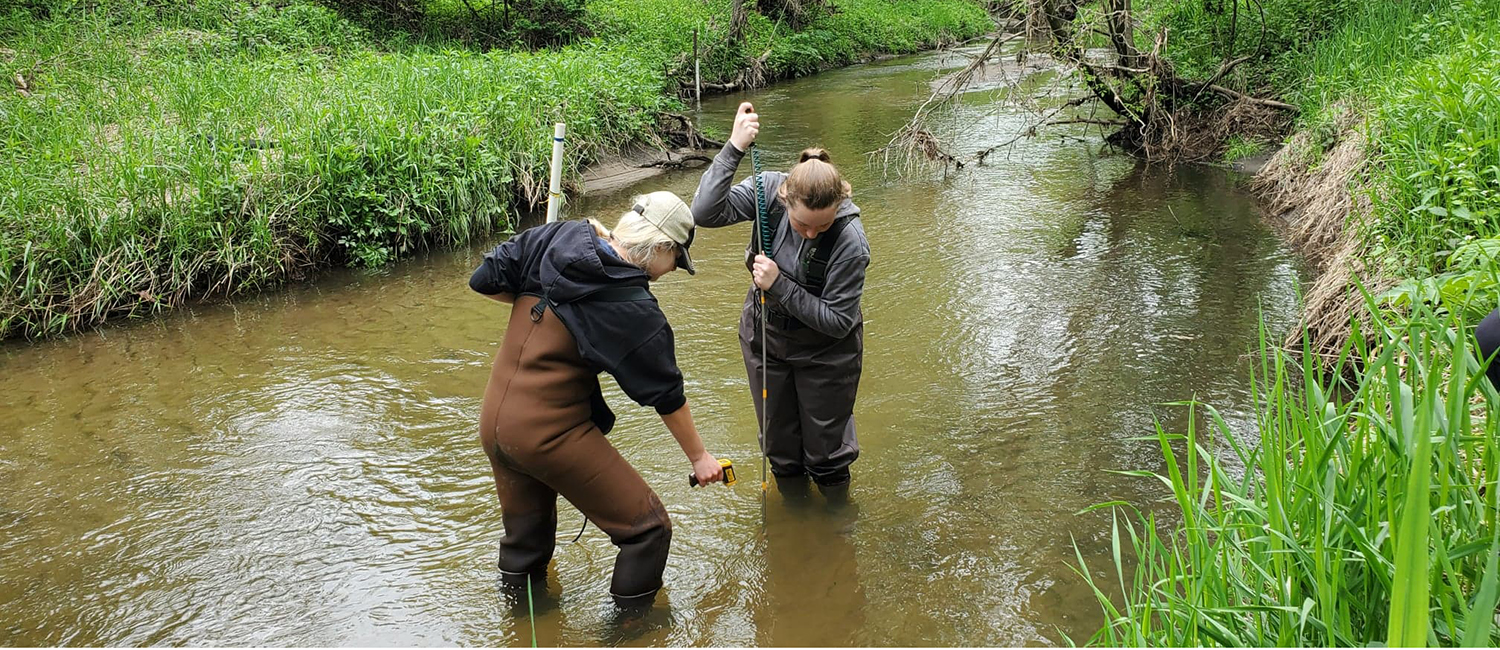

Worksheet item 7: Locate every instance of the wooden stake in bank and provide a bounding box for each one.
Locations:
[693,28,701,103]
[546,122,566,223]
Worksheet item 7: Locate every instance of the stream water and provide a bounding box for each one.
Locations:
[0,47,1302,645]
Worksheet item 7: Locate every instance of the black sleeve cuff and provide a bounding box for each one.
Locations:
[653,392,687,415]
[469,264,497,295]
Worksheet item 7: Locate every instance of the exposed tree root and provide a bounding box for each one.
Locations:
[636,154,713,169]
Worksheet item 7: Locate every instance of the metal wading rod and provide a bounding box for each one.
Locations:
[749,141,771,521]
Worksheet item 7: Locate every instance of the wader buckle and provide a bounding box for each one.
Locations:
[529,296,551,323]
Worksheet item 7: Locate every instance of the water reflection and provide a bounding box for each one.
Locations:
[0,45,1301,646]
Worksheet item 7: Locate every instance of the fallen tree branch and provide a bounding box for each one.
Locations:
[657,113,725,149]
[869,23,1026,170]
[699,81,741,92]
[637,154,713,169]
[974,109,1119,164]
[1191,82,1298,112]
[1045,118,1127,128]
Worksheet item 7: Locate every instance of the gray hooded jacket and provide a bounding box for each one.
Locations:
[690,142,870,339]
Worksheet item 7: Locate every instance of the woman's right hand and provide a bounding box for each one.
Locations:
[730,102,760,151]
[692,452,724,486]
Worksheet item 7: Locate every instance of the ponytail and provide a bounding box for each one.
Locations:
[779,147,850,210]
[798,147,832,163]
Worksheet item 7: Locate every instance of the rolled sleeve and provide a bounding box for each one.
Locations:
[609,325,688,414]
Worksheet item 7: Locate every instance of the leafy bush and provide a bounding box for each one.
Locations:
[1139,0,1388,88]
[0,0,990,338]
[503,0,589,49]
[227,1,368,52]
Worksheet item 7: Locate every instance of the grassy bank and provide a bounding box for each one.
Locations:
[1081,303,1500,646]
[1080,1,1500,646]
[1142,0,1500,306]
[0,0,991,339]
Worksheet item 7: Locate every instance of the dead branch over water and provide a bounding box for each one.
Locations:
[877,0,1298,172]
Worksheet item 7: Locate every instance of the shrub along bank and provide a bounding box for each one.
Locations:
[0,0,991,339]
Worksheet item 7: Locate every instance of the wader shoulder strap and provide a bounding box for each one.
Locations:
[522,286,654,322]
[803,216,852,298]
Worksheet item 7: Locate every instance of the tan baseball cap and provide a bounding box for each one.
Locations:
[633,191,697,275]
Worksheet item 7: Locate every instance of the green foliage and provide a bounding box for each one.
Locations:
[1198,0,1500,289]
[412,0,592,49]
[1366,17,1500,280]
[1290,0,1457,120]
[0,0,991,338]
[228,1,369,52]
[504,0,589,49]
[1144,0,1500,305]
[757,0,832,30]
[1078,3,1500,646]
[1221,135,1265,163]
[1381,238,1500,325]
[1139,0,1365,87]
[0,3,668,337]
[587,0,989,84]
[1080,299,1500,647]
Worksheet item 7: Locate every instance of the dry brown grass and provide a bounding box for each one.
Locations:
[1254,111,1387,362]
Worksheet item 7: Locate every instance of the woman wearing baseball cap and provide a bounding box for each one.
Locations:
[468,190,721,609]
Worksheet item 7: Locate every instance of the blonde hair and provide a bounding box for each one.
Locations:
[588,198,678,269]
[778,147,851,210]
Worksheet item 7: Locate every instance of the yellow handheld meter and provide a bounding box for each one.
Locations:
[688,458,736,487]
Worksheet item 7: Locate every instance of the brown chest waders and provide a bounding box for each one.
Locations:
[479,295,672,607]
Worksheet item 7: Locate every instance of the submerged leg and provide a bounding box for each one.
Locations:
[485,447,559,585]
[541,425,673,608]
[742,325,806,479]
[792,327,863,491]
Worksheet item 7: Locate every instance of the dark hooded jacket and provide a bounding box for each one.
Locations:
[469,221,686,433]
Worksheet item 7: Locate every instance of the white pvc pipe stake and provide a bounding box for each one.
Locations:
[546,122,566,223]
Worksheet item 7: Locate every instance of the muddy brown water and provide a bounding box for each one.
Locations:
[0,47,1302,646]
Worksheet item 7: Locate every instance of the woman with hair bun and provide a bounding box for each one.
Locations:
[691,102,871,504]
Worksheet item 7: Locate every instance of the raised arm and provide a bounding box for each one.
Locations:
[691,102,763,228]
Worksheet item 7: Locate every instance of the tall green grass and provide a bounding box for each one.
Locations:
[1366,20,1500,280]
[1079,299,1500,646]
[0,0,990,339]
[0,2,669,336]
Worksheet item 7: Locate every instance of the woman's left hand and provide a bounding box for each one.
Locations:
[751,254,780,291]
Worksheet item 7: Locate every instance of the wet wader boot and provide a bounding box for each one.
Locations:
[773,473,812,501]
[480,296,673,608]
